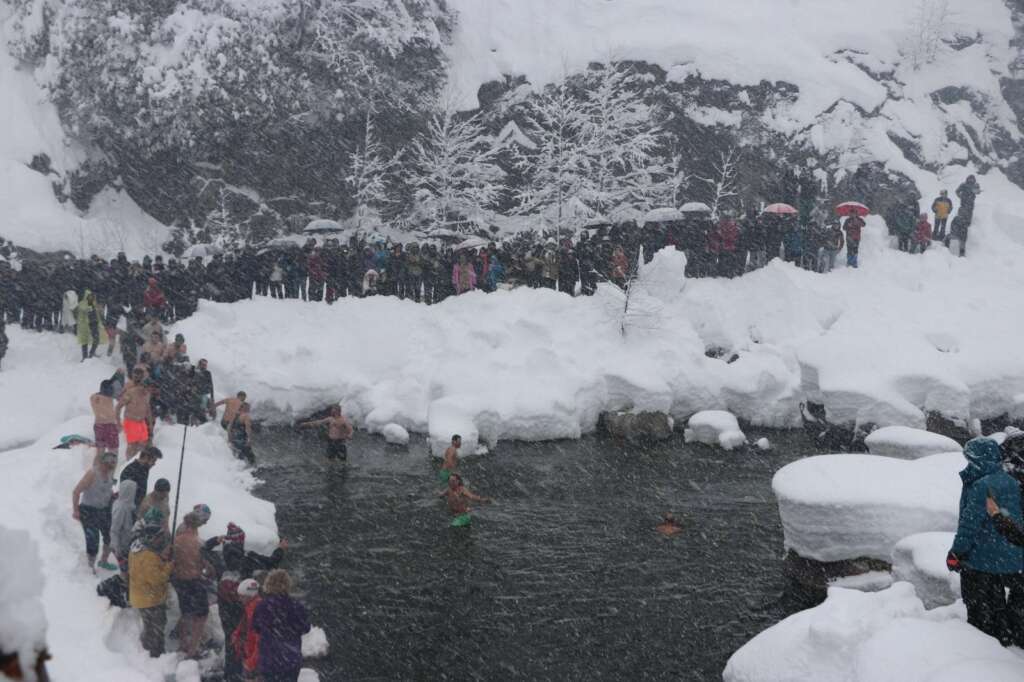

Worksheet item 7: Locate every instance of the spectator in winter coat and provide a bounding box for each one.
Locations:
[109,479,138,573]
[782,226,803,264]
[452,252,477,294]
[741,209,766,271]
[252,570,311,682]
[307,249,326,302]
[710,217,740,277]
[486,255,505,291]
[142,278,166,319]
[61,290,78,333]
[230,578,262,681]
[541,247,559,290]
[949,214,969,257]
[947,438,1023,646]
[912,214,932,253]
[931,190,953,242]
[818,222,844,273]
[955,175,981,227]
[842,214,864,267]
[75,290,107,361]
[129,508,173,657]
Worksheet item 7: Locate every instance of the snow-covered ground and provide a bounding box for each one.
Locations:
[174,170,1024,449]
[723,582,1024,682]
[0,332,293,681]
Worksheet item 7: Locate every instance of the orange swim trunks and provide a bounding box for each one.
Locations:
[123,419,149,444]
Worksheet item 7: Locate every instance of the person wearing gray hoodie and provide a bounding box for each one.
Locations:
[110,479,138,574]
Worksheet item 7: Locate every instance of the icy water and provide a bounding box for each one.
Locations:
[255,428,826,681]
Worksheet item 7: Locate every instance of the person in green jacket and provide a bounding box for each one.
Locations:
[75,290,108,361]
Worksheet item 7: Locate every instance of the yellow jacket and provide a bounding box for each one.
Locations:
[932,197,952,219]
[129,548,173,609]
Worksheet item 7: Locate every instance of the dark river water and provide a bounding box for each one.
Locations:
[254,427,826,681]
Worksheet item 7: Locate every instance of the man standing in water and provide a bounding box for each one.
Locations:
[656,512,683,537]
[91,379,120,457]
[213,391,247,430]
[439,434,461,483]
[300,405,353,463]
[118,367,153,460]
[439,473,492,527]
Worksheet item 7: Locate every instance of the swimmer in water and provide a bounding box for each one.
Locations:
[439,473,491,526]
[655,512,682,537]
[439,434,461,482]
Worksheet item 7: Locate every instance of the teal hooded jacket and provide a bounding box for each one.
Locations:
[950,438,1023,574]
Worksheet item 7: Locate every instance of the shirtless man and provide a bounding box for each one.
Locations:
[300,405,354,463]
[439,473,492,526]
[439,434,461,483]
[91,379,120,456]
[118,367,153,460]
[229,402,255,464]
[163,333,187,362]
[655,512,683,537]
[213,391,247,430]
[141,331,165,364]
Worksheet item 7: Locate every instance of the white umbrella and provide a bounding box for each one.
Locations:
[641,207,684,224]
[679,202,713,213]
[182,243,223,259]
[454,236,490,251]
[303,218,343,234]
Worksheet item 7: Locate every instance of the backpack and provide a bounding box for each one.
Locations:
[96,573,128,608]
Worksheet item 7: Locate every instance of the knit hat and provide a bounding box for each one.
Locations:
[237,579,259,599]
[192,504,211,525]
[224,522,246,546]
[143,507,164,528]
[154,478,171,492]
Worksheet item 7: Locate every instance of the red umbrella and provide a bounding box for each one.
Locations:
[835,201,870,217]
[763,203,798,215]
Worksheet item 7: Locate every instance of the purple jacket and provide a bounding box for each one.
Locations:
[252,594,311,674]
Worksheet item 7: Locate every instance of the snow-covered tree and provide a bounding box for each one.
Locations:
[647,143,691,209]
[345,113,401,230]
[513,82,591,235]
[696,147,741,218]
[578,63,662,214]
[201,187,243,249]
[408,109,506,231]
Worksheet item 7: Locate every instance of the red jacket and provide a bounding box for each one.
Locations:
[307,253,325,282]
[231,597,262,674]
[843,216,864,242]
[914,218,932,244]
[709,219,739,253]
[143,285,166,310]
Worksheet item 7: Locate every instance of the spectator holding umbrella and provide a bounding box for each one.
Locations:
[837,202,868,268]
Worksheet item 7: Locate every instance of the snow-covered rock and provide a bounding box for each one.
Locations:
[381,423,410,446]
[865,426,961,460]
[772,453,963,562]
[891,532,960,609]
[755,437,771,451]
[298,670,320,682]
[684,410,746,450]
[302,626,330,658]
[723,582,1023,682]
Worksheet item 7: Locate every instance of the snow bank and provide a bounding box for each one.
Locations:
[0,415,278,681]
[891,532,959,609]
[772,453,963,562]
[865,426,961,460]
[175,170,1024,446]
[683,410,746,450]
[0,526,47,678]
[0,327,116,450]
[723,582,1023,682]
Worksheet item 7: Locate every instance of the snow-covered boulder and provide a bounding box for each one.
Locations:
[891,532,960,609]
[426,397,498,457]
[302,626,329,658]
[381,423,410,446]
[723,582,1023,682]
[865,426,960,460]
[755,437,771,451]
[684,410,746,450]
[772,453,963,562]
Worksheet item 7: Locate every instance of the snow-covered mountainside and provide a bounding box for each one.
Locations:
[449,0,1020,183]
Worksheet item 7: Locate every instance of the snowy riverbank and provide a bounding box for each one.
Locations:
[0,335,285,680]
[174,170,1024,451]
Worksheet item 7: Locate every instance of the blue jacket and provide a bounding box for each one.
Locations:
[950,438,1023,574]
